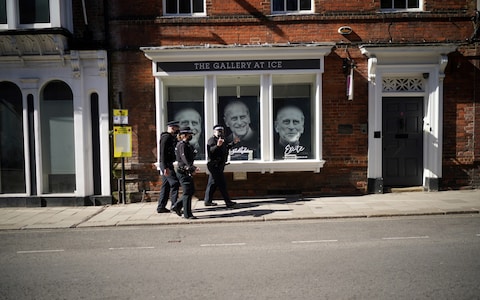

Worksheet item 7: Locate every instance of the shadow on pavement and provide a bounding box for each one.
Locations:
[194,196,314,219]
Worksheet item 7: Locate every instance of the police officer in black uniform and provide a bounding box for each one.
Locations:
[174,126,199,219]
[157,121,180,213]
[204,125,237,208]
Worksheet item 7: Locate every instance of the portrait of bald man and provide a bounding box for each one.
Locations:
[223,100,260,159]
[174,107,205,160]
[274,105,310,159]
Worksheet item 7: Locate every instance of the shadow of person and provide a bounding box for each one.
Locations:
[195,196,313,218]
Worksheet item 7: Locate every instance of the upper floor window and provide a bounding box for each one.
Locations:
[272,0,313,14]
[164,0,205,16]
[19,0,50,24]
[380,0,421,10]
[0,0,72,31]
[0,0,6,24]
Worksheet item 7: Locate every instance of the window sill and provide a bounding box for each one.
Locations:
[378,9,424,13]
[270,11,315,16]
[194,159,326,173]
[161,13,207,18]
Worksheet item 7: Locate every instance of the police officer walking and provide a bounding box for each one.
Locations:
[174,126,200,219]
[204,125,237,208]
[157,121,180,213]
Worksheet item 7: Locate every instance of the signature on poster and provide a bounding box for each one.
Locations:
[283,144,307,159]
[229,146,253,160]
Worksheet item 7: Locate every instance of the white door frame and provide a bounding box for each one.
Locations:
[360,44,456,192]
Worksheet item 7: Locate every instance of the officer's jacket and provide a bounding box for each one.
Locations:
[207,135,231,166]
[175,140,196,172]
[159,132,177,170]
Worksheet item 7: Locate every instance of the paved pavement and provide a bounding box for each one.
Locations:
[0,189,479,230]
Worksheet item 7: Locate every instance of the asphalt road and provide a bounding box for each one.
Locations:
[1,215,479,300]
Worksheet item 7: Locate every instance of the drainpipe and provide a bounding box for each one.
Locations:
[82,0,88,25]
[81,0,92,40]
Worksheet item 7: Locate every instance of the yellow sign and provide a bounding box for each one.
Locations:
[113,126,132,157]
[113,109,128,125]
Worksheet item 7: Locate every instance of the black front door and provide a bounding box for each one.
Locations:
[382,97,423,186]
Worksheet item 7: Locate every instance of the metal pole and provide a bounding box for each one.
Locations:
[118,92,126,204]
[121,157,126,204]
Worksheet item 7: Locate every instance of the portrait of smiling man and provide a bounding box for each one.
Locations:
[174,107,205,160]
[223,100,260,159]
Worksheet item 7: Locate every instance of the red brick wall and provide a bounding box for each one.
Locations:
[443,45,480,188]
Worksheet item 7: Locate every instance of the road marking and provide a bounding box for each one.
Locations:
[476,234,480,237]
[17,249,65,254]
[108,246,155,250]
[200,243,246,247]
[292,240,338,244]
[382,236,429,240]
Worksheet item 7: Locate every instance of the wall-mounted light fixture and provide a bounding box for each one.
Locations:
[343,58,356,101]
[338,26,353,35]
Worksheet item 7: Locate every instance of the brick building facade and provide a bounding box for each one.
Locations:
[106,0,479,201]
[1,0,478,206]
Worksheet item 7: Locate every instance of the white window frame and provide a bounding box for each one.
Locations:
[271,0,314,15]
[142,44,334,173]
[163,0,206,17]
[380,0,423,12]
[0,0,72,31]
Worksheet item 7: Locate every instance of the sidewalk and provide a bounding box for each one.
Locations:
[0,189,479,230]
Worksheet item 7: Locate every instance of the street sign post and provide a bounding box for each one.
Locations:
[113,108,129,204]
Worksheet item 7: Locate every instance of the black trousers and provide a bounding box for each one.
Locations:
[157,168,179,210]
[177,171,195,218]
[204,162,232,204]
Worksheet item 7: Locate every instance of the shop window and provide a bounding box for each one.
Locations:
[27,94,37,195]
[40,80,76,194]
[19,0,50,24]
[164,0,205,16]
[380,0,421,10]
[217,76,261,160]
[91,93,101,195]
[273,83,313,160]
[161,74,319,168]
[272,0,312,14]
[0,82,26,194]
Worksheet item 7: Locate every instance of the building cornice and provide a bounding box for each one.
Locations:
[141,43,335,62]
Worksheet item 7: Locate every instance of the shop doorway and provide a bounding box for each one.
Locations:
[382,97,423,187]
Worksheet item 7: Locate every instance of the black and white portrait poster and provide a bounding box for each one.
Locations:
[218,96,260,160]
[167,102,205,160]
[273,98,312,159]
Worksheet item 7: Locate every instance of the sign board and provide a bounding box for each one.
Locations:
[113,126,132,157]
[157,59,321,73]
[113,109,129,125]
